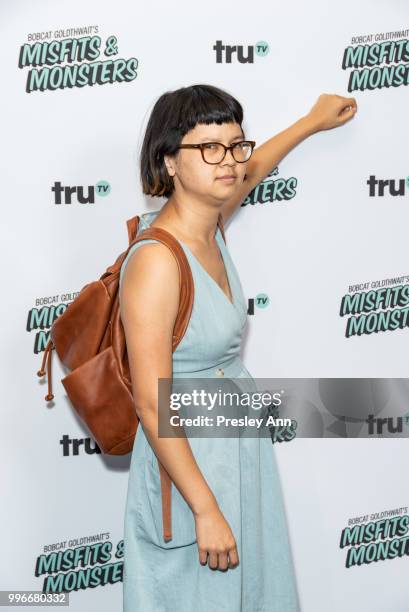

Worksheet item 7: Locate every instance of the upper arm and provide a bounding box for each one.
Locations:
[119,242,180,415]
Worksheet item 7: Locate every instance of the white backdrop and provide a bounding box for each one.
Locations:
[2,0,409,610]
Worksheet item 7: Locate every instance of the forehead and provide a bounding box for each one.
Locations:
[185,122,243,142]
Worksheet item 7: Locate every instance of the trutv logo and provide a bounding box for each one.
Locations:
[60,434,101,455]
[248,294,270,314]
[213,40,269,63]
[367,175,409,197]
[52,180,111,204]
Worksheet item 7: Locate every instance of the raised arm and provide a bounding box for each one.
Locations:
[221,93,358,224]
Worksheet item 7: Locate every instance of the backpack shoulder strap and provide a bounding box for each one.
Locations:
[130,226,194,353]
[124,214,226,544]
[126,215,140,244]
[125,213,225,347]
[127,223,195,544]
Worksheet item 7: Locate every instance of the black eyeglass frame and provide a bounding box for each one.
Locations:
[175,140,256,164]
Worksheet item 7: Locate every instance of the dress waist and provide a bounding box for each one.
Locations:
[172,354,247,379]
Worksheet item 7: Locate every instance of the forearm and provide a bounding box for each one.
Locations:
[248,115,317,185]
[138,407,218,517]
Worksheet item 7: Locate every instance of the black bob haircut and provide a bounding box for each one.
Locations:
[140,84,245,199]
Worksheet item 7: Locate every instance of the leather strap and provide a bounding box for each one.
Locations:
[130,226,194,351]
[124,211,226,542]
[158,461,172,542]
[126,215,139,244]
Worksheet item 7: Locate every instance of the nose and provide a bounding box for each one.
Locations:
[223,147,237,164]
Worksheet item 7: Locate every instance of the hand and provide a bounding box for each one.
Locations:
[304,93,358,133]
[194,503,239,571]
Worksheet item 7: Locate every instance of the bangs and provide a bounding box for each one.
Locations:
[171,84,243,135]
[140,83,245,198]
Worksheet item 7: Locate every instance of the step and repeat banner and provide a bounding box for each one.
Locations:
[2,0,408,610]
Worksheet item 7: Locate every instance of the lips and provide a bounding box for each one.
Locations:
[217,175,236,179]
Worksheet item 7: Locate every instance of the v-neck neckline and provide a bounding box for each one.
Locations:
[178,228,236,309]
[140,211,236,309]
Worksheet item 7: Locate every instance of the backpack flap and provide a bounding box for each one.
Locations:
[60,343,137,454]
[50,280,114,370]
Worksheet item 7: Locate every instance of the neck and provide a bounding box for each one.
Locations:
[157,195,221,245]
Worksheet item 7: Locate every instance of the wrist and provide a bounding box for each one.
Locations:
[191,492,219,517]
[298,114,320,137]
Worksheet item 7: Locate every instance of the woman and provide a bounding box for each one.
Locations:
[119,84,357,611]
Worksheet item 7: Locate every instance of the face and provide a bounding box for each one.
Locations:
[164,121,248,202]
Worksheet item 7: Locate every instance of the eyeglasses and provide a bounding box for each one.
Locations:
[176,140,256,164]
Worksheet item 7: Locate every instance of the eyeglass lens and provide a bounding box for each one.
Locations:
[203,142,252,163]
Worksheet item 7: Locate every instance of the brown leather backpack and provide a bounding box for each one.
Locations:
[36,211,226,542]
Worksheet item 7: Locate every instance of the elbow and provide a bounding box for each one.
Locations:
[133,400,158,423]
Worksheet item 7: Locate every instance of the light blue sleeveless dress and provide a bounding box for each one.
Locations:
[119,209,300,612]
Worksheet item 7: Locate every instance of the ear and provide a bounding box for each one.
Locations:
[164,154,176,177]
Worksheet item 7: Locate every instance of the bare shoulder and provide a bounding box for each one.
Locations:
[119,241,180,398]
[119,241,180,328]
[122,241,179,287]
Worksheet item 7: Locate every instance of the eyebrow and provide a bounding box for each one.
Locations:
[199,135,245,144]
